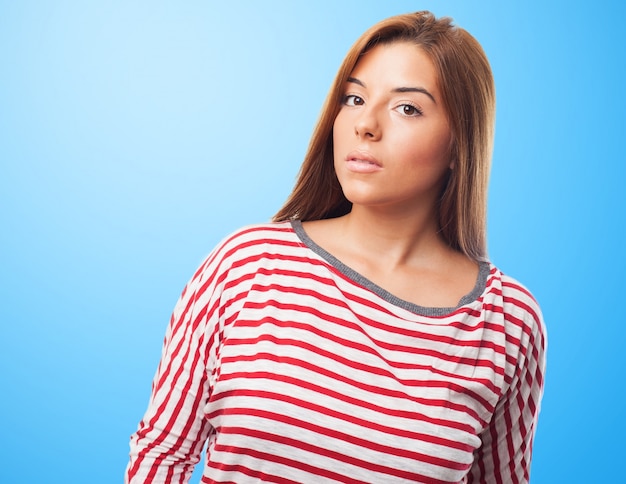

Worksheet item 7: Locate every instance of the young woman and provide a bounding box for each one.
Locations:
[126,11,546,484]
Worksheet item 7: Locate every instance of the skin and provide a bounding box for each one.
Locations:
[303,41,478,308]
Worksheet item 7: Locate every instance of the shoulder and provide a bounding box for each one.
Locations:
[206,221,297,258]
[504,274,544,334]
[179,221,299,300]
[497,270,543,326]
[190,221,299,278]
[217,220,296,247]
[488,265,547,365]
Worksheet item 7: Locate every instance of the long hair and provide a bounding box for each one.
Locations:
[273,11,495,261]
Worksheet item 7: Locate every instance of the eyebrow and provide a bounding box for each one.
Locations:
[346,76,436,104]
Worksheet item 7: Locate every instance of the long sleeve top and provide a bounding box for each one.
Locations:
[126,221,547,483]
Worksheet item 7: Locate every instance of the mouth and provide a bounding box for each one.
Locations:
[344,150,382,173]
[345,150,381,167]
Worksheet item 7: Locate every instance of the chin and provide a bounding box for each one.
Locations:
[341,192,393,209]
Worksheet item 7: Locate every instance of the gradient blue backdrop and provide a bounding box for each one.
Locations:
[1,1,624,482]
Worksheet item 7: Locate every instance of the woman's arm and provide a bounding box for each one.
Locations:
[469,282,547,483]
[125,255,224,483]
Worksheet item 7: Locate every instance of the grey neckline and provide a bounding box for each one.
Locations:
[290,219,490,317]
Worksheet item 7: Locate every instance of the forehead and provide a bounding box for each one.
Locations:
[350,41,439,91]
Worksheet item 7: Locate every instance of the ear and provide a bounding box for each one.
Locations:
[449,160,455,170]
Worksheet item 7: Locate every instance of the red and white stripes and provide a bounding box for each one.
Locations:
[126,222,546,483]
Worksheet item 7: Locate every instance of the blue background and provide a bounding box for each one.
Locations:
[1,1,624,482]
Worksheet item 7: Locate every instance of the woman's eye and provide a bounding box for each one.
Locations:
[395,104,423,117]
[343,95,364,107]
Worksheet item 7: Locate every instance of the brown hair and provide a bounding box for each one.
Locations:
[273,11,495,261]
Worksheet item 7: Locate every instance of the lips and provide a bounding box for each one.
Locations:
[346,150,381,166]
[344,150,382,173]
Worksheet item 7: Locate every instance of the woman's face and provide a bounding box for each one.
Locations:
[333,41,452,215]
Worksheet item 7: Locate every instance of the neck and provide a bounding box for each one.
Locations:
[339,204,450,268]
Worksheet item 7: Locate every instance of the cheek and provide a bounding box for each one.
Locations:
[332,112,347,142]
[420,126,452,166]
[403,136,450,169]
[332,115,350,158]
[331,127,342,175]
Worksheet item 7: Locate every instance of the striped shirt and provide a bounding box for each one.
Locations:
[126,221,546,484]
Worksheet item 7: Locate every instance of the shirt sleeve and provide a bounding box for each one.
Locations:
[125,252,226,484]
[468,283,547,484]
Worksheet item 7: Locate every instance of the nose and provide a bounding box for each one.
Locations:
[354,105,381,140]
